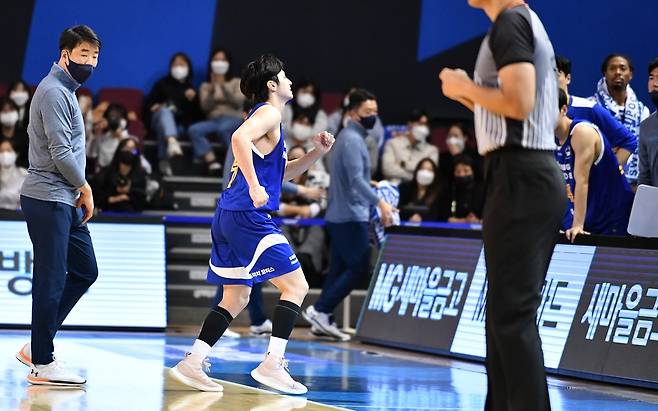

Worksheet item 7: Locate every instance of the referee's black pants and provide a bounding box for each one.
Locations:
[21,196,98,365]
[481,148,565,411]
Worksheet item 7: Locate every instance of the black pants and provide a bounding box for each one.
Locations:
[481,149,565,411]
[21,196,99,365]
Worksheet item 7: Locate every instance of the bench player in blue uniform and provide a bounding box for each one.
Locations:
[169,54,335,394]
[555,89,634,241]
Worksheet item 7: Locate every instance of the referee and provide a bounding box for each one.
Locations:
[440,1,564,410]
[17,25,101,386]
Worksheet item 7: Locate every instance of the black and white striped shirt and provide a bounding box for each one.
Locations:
[473,5,558,155]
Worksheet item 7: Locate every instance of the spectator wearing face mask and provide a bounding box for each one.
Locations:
[283,80,328,141]
[145,52,203,175]
[439,122,481,183]
[87,103,133,172]
[398,158,448,222]
[446,155,484,224]
[188,48,244,175]
[95,138,147,212]
[382,110,438,183]
[7,80,32,130]
[0,138,28,210]
[279,145,329,284]
[0,98,29,168]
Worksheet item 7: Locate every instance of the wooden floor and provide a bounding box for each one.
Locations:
[2,328,658,410]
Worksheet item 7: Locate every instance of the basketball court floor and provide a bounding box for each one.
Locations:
[1,329,657,410]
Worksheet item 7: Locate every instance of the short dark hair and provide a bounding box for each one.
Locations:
[448,122,469,138]
[59,25,101,52]
[240,54,284,103]
[558,87,568,109]
[103,102,128,120]
[556,55,572,76]
[649,58,658,75]
[453,154,474,170]
[601,53,634,74]
[407,109,427,123]
[0,137,19,153]
[347,88,376,111]
[292,111,311,123]
[169,52,194,83]
[0,97,19,112]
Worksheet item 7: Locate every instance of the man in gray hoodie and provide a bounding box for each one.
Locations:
[303,89,394,341]
[17,25,101,387]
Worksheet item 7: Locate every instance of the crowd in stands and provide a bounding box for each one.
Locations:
[1,49,657,239]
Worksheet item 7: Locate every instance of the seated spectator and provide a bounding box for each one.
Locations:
[278,145,328,285]
[447,155,484,224]
[95,138,147,212]
[0,138,28,210]
[0,98,29,168]
[556,55,637,168]
[439,122,481,183]
[382,110,438,183]
[640,58,658,187]
[145,52,203,175]
[188,48,244,175]
[7,80,32,130]
[556,89,634,239]
[326,87,384,175]
[398,158,448,222]
[283,80,328,141]
[278,145,327,218]
[286,112,331,175]
[87,103,134,172]
[591,53,651,186]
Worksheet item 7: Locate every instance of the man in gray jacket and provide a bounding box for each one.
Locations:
[17,25,100,386]
[303,89,394,341]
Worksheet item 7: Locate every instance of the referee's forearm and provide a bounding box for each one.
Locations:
[465,82,529,120]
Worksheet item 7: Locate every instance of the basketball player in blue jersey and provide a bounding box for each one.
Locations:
[555,89,634,241]
[169,54,335,394]
[556,55,637,167]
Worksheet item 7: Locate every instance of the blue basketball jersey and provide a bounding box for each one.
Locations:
[555,120,634,235]
[219,103,287,212]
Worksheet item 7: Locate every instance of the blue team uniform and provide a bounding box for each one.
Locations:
[555,120,634,235]
[206,103,300,286]
[567,95,638,182]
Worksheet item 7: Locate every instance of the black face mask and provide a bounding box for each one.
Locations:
[359,115,377,130]
[455,175,474,189]
[107,117,122,132]
[650,91,658,110]
[118,150,136,166]
[65,52,94,84]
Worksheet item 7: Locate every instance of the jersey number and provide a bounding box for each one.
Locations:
[226,159,239,189]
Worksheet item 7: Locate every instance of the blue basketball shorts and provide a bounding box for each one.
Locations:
[206,208,300,286]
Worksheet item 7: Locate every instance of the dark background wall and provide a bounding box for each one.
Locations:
[3,0,658,123]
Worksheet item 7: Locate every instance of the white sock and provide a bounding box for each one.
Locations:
[267,336,288,358]
[189,339,212,362]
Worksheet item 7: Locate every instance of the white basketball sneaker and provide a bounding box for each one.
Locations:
[17,343,59,369]
[169,353,224,392]
[251,353,307,395]
[222,328,240,339]
[27,361,86,386]
[16,343,34,368]
[302,306,351,342]
[249,319,273,337]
